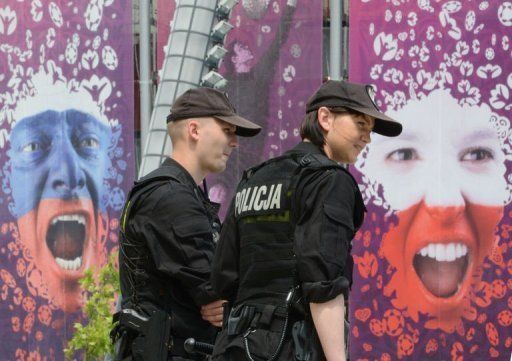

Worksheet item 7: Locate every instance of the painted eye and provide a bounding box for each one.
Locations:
[79,137,99,149]
[386,148,418,161]
[460,147,493,162]
[21,142,42,153]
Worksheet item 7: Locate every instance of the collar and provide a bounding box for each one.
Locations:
[159,157,201,188]
[284,141,326,157]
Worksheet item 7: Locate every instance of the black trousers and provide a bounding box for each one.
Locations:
[212,334,296,361]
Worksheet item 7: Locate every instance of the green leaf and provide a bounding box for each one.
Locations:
[65,252,119,361]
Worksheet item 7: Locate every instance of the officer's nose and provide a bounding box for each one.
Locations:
[423,175,465,224]
[230,133,239,148]
[48,142,86,198]
[362,131,371,144]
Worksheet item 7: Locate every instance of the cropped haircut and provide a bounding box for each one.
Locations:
[300,107,363,147]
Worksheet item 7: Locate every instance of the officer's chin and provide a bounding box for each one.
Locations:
[210,160,228,174]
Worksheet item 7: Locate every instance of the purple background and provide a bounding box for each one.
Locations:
[157,0,324,218]
[0,1,134,359]
[349,1,512,360]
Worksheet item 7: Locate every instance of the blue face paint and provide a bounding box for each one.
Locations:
[8,109,111,218]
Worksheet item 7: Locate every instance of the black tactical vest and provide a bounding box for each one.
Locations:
[232,152,362,313]
[119,165,220,312]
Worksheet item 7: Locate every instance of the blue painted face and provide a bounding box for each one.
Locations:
[8,109,111,218]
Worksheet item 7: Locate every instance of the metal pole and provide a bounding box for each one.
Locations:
[341,0,348,79]
[329,0,342,80]
[139,0,152,154]
[138,0,221,177]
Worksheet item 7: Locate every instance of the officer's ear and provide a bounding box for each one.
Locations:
[317,106,332,132]
[187,119,200,141]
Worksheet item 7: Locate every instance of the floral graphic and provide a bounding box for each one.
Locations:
[350,1,511,359]
[0,1,133,360]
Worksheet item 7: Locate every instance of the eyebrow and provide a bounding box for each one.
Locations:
[459,129,496,143]
[357,114,374,126]
[392,132,419,141]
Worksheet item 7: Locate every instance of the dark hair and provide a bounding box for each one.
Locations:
[300,107,362,147]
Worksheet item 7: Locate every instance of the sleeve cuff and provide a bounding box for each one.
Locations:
[302,275,351,303]
[193,282,219,306]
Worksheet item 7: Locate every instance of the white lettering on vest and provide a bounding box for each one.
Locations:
[253,186,267,211]
[235,192,241,215]
[263,184,275,209]
[269,183,282,210]
[235,183,283,216]
[242,187,253,212]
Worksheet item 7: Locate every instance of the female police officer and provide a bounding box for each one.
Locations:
[210,80,402,361]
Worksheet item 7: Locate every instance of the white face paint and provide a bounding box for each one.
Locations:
[360,89,508,211]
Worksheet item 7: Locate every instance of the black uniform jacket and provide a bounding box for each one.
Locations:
[120,158,220,344]
[212,141,365,306]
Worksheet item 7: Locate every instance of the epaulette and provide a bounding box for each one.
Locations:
[298,153,343,170]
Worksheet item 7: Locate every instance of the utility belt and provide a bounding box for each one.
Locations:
[225,300,350,361]
[224,288,302,361]
[111,308,194,361]
[227,303,293,336]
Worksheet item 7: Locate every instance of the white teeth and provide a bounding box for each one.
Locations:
[55,256,82,271]
[51,214,86,225]
[417,242,468,262]
[446,243,456,262]
[455,243,461,258]
[428,244,436,258]
[435,244,446,261]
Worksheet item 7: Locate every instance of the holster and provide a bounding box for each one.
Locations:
[226,304,256,336]
[111,309,172,361]
[291,319,314,361]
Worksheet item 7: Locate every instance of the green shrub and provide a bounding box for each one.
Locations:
[64,253,119,361]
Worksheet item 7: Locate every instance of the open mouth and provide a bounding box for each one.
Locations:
[46,214,86,271]
[413,243,469,298]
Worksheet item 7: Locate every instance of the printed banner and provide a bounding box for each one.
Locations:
[157,0,324,217]
[0,1,134,359]
[349,1,512,360]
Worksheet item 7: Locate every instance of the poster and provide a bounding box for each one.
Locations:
[156,0,324,217]
[0,1,134,359]
[349,1,512,359]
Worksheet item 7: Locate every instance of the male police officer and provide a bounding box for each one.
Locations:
[210,80,402,360]
[114,87,261,361]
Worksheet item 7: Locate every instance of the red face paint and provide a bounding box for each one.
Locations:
[17,198,106,312]
[381,200,502,332]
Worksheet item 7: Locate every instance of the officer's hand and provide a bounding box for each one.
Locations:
[200,299,226,327]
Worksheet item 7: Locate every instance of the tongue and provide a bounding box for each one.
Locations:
[52,224,83,259]
[414,256,466,297]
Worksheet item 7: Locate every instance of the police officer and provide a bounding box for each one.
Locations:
[114,87,261,361]
[210,80,402,361]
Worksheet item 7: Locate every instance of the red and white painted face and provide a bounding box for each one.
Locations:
[359,90,508,332]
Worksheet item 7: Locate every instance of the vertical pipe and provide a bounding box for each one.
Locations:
[138,0,219,177]
[341,0,349,79]
[329,0,341,80]
[139,0,152,156]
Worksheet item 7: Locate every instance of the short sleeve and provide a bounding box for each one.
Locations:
[294,168,357,303]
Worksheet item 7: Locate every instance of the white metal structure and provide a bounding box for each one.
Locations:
[138,0,233,177]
